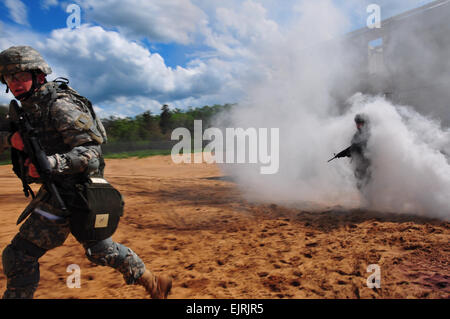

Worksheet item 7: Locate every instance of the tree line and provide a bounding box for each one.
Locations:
[0,103,234,143]
[102,103,233,142]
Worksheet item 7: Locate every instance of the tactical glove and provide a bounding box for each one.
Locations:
[10,132,24,151]
[24,158,40,178]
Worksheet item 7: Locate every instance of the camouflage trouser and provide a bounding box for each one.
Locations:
[355,167,371,191]
[352,155,371,191]
[2,211,145,299]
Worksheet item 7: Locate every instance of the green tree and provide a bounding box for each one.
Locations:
[0,104,9,131]
[159,104,172,135]
[99,103,235,143]
[0,104,8,116]
[169,112,195,132]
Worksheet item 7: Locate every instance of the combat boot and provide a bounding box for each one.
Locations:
[137,269,172,299]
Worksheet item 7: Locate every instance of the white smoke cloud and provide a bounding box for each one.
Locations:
[214,0,450,220]
[215,0,356,206]
[348,95,450,219]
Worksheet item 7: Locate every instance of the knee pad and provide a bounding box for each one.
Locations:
[85,237,123,267]
[85,237,114,254]
[84,238,145,283]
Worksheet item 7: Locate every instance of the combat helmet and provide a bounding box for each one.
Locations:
[0,46,52,84]
[354,113,369,124]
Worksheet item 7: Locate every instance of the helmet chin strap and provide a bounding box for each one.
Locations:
[2,76,9,93]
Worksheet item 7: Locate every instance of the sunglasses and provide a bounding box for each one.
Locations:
[4,72,32,84]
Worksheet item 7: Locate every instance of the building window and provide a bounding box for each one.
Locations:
[368,37,385,75]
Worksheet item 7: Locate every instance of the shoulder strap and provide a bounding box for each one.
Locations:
[51,79,108,144]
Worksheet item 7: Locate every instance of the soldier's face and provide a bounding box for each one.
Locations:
[5,71,33,97]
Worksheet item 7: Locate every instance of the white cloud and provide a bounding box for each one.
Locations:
[41,0,59,10]
[0,20,244,115]
[203,0,280,58]
[33,25,241,113]
[4,0,30,26]
[75,0,208,44]
[95,96,163,118]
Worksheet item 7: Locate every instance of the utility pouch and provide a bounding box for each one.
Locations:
[68,177,124,242]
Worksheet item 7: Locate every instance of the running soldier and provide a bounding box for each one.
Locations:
[0,46,172,299]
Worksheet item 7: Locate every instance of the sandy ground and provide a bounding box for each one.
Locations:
[0,155,448,299]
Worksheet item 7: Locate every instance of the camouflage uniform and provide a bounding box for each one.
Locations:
[349,114,371,191]
[0,46,146,299]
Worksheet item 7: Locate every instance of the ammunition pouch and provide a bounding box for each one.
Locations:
[66,177,124,242]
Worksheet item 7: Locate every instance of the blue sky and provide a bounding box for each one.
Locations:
[0,0,435,117]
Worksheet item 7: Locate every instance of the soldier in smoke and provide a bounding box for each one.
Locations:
[0,46,172,299]
[329,113,372,191]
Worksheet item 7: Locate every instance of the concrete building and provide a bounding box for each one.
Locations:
[341,0,450,125]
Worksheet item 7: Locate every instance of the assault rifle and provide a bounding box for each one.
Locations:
[9,100,67,224]
[327,146,351,163]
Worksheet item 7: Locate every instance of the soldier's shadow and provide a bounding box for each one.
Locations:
[129,176,447,231]
[256,205,447,231]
